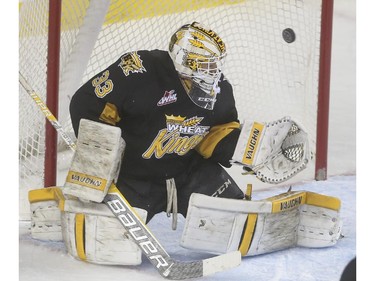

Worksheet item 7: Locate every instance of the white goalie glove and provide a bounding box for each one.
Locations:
[231,116,310,184]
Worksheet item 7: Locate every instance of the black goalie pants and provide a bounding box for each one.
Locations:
[116,158,245,223]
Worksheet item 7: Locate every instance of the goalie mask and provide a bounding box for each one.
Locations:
[168,22,226,110]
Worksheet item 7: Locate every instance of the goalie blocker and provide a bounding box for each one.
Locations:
[28,119,146,265]
[180,190,342,256]
[63,119,125,203]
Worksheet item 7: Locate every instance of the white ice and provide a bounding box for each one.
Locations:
[18,0,357,280]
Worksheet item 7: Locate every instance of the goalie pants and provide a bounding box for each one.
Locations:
[116,156,244,222]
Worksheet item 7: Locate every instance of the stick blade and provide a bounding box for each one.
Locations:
[202,251,241,277]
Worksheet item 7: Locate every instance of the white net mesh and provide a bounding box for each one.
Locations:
[19,0,325,219]
[19,0,49,218]
[81,0,321,152]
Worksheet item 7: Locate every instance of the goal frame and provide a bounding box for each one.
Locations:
[44,0,62,187]
[315,0,334,180]
[38,0,334,186]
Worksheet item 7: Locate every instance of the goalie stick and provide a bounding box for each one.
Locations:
[105,184,241,279]
[19,72,241,279]
[19,72,76,151]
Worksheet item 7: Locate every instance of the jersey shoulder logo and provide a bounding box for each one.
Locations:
[157,90,177,106]
[118,52,146,76]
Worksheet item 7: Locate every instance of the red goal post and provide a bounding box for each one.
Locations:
[19,0,333,218]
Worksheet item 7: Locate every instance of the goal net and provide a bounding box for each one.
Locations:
[19,0,333,219]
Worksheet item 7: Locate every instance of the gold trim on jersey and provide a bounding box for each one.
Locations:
[196,121,240,159]
[99,102,121,125]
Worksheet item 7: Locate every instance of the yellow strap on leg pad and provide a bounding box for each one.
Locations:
[63,119,125,203]
[28,187,65,241]
[180,190,342,256]
[180,193,254,255]
[61,198,147,265]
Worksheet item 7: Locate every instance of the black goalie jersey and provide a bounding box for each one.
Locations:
[70,50,241,181]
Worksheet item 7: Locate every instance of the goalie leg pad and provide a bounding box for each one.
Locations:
[180,191,342,256]
[28,187,65,241]
[61,199,148,265]
[297,204,342,248]
[63,119,125,203]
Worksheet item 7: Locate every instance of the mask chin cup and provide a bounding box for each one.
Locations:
[186,78,220,110]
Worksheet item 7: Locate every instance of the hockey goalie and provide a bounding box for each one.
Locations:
[29,22,342,267]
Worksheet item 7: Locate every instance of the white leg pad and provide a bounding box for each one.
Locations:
[30,200,62,241]
[297,204,342,248]
[61,199,148,265]
[63,119,125,203]
[28,187,65,241]
[248,209,300,255]
[180,196,249,254]
[181,191,342,256]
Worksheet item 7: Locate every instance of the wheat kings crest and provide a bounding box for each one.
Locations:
[142,115,209,159]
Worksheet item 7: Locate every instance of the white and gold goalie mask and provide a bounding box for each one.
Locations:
[168,22,226,110]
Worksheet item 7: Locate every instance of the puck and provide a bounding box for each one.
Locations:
[282,28,296,43]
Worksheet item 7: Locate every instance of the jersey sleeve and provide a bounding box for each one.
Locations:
[69,58,126,137]
[195,122,241,167]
